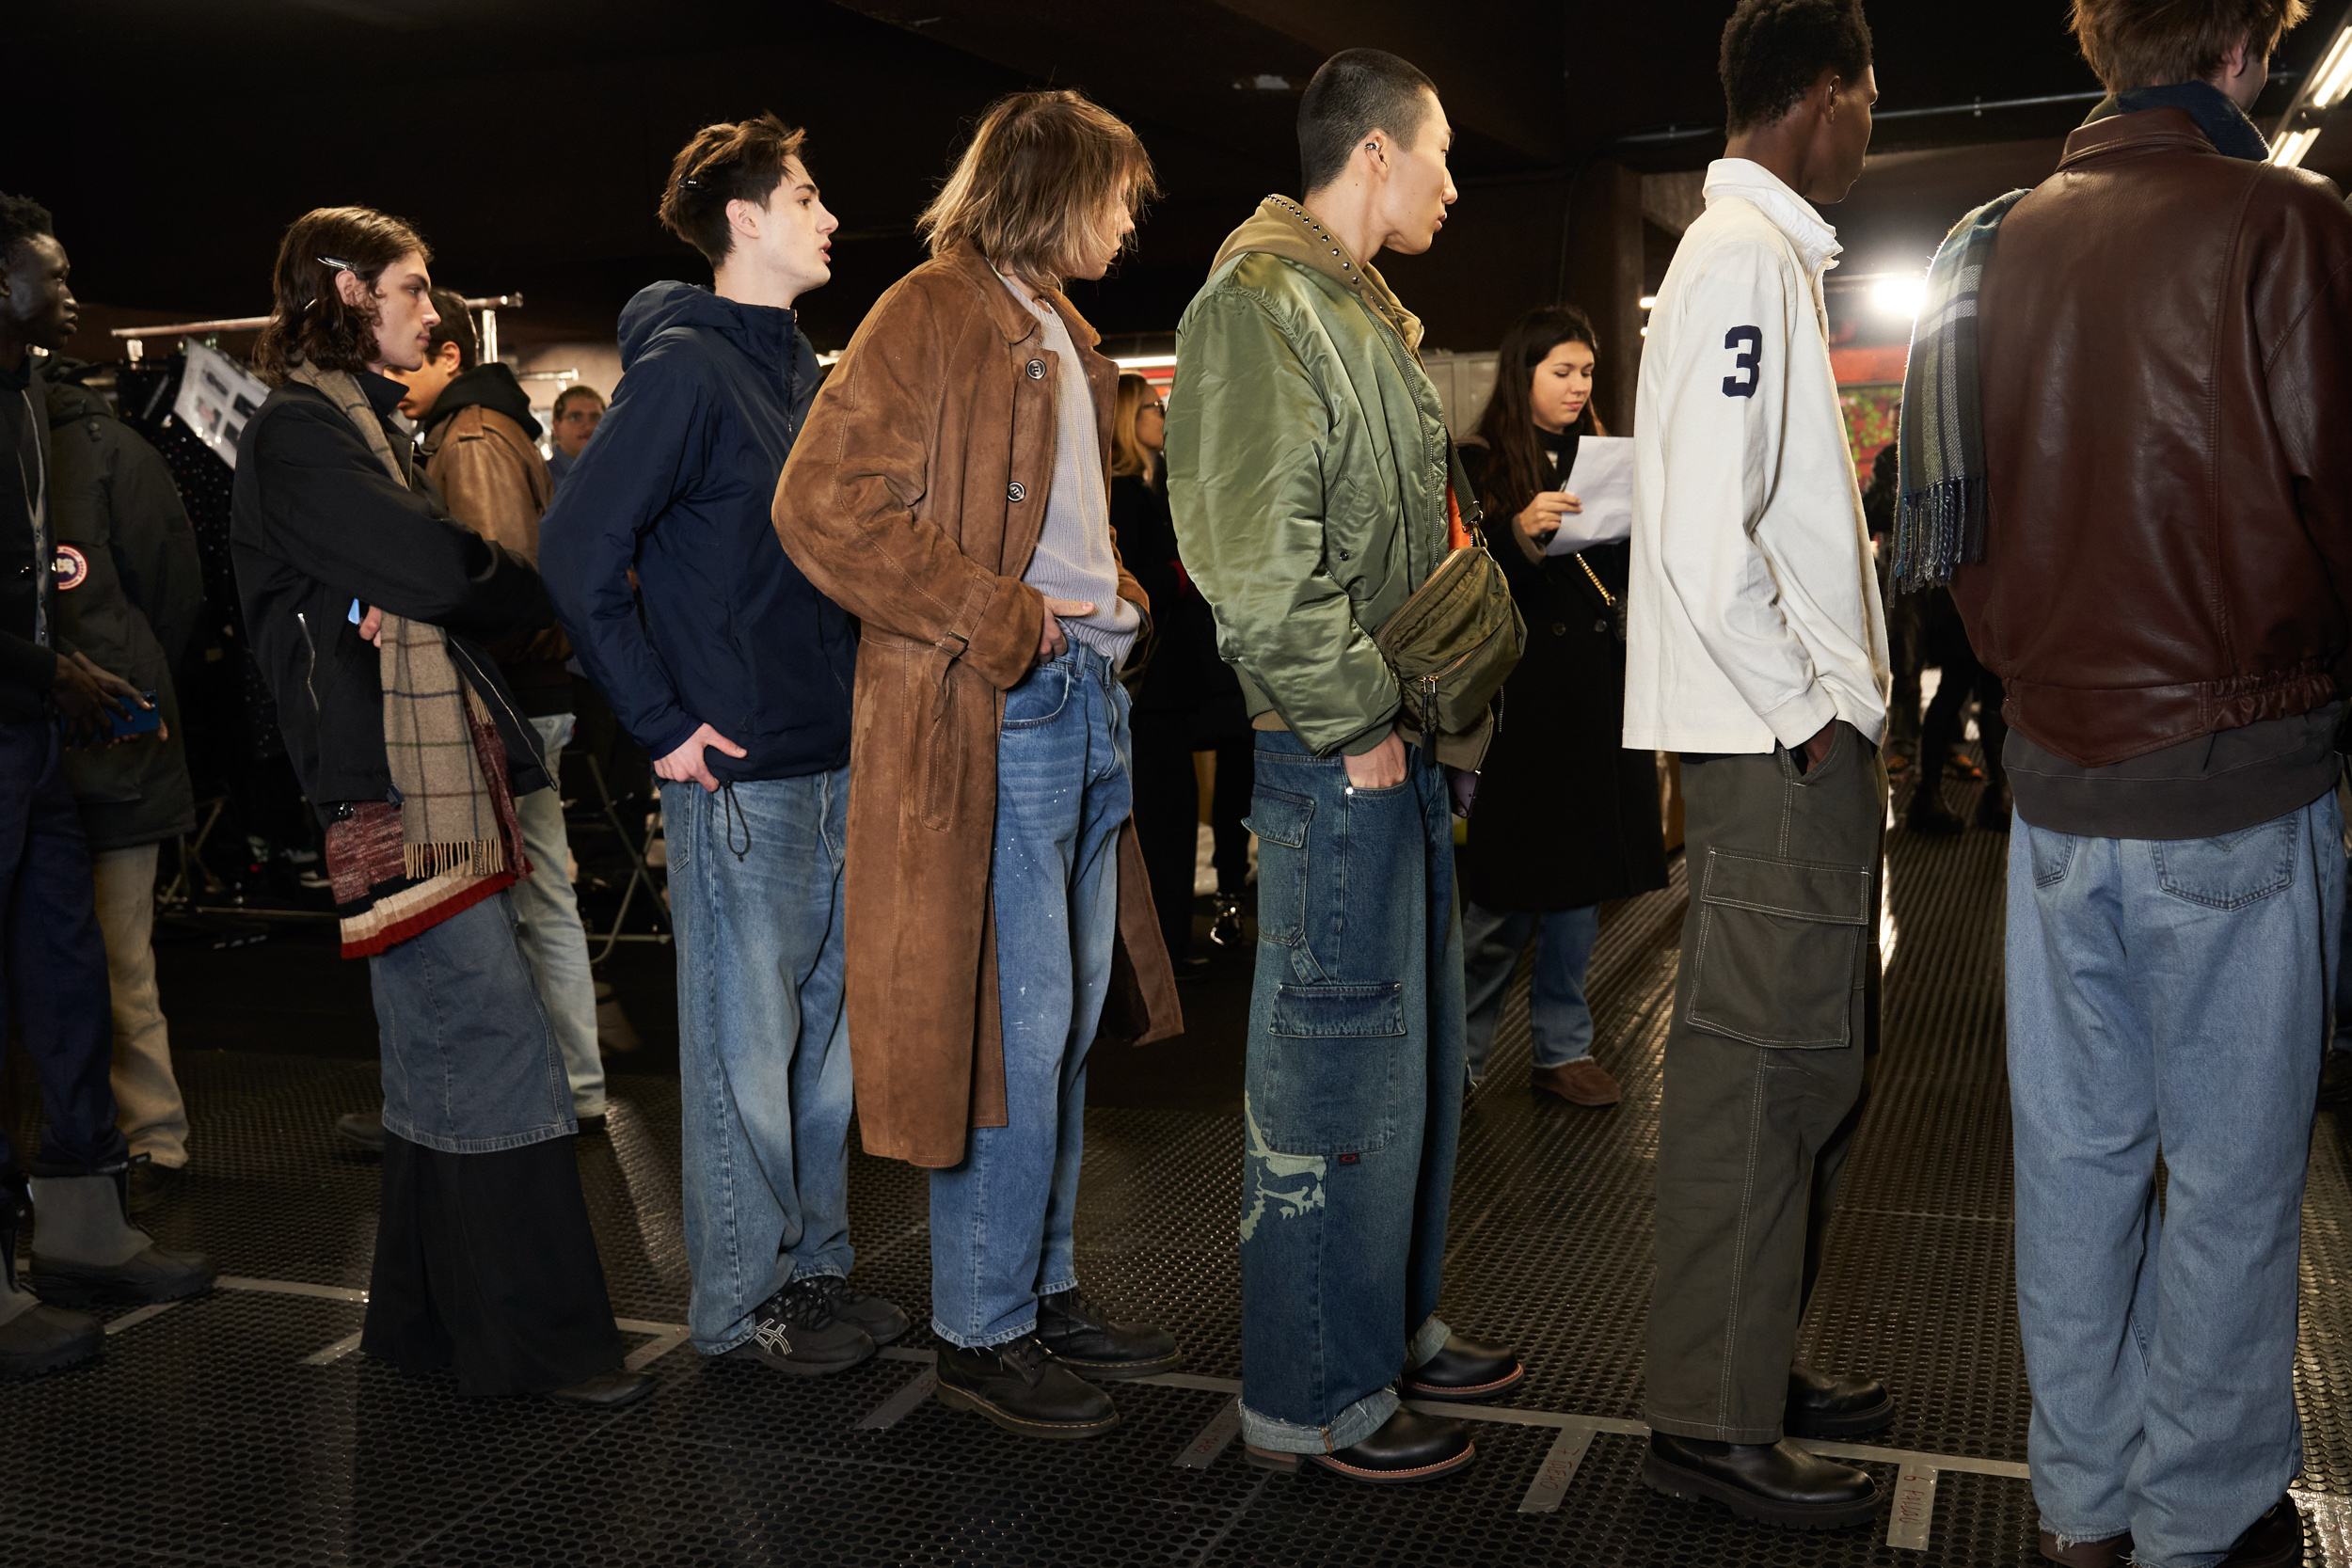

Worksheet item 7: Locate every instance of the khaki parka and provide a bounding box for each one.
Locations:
[771,245,1183,1170]
[1165,196,1457,758]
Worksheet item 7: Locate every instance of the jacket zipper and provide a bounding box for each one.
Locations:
[448,639,542,770]
[294,611,321,714]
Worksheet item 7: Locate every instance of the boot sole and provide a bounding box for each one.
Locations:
[1047,1348,1183,1381]
[1245,1442,1477,1483]
[1641,1453,1879,1530]
[1784,1396,1896,1439]
[1405,1364,1526,1402]
[0,1325,102,1380]
[26,1266,215,1309]
[934,1382,1120,1439]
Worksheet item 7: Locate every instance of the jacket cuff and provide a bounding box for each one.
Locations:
[643,712,702,763]
[960,576,1043,690]
[1761,685,1839,752]
[1339,714,1400,757]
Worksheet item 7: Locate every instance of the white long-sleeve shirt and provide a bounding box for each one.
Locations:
[1623,158,1889,754]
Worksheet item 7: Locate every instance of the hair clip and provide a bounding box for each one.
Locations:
[675,175,706,191]
[315,254,355,272]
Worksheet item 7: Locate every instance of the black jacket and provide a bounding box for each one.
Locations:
[230,371,553,819]
[0,354,59,722]
[540,281,854,783]
[1458,436,1668,912]
[46,364,203,848]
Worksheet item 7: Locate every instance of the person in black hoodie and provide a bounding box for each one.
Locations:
[1457,305,1668,1108]
[541,116,907,1378]
[0,191,213,1381]
[232,205,641,1407]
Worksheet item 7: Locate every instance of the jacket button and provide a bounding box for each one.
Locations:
[1552,622,1568,637]
[1008,482,1026,503]
[1025,359,1046,380]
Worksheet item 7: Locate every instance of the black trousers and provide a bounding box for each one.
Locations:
[1130,708,1200,966]
[1915,597,2009,814]
[0,720,125,1177]
[1207,736,1255,896]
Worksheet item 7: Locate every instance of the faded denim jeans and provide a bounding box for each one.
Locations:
[512,714,604,1117]
[371,889,573,1154]
[929,645,1130,1348]
[2008,790,2342,1568]
[663,766,856,1354]
[1238,730,1463,1454]
[1461,901,1601,1084]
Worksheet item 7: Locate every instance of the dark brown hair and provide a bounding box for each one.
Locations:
[1471,305,1599,525]
[2070,0,2309,90]
[918,89,1158,289]
[422,287,475,371]
[252,206,431,387]
[659,113,806,267]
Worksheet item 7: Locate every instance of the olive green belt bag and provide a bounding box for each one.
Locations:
[1371,448,1527,768]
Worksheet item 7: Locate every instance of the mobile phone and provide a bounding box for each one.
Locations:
[80,690,162,746]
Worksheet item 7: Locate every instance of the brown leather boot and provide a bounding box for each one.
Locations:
[1532,1058,1621,1107]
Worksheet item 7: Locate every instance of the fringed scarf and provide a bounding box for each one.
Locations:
[287,363,522,956]
[1890,189,2026,591]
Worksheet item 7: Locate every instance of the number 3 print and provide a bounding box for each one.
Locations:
[1722,325,1762,399]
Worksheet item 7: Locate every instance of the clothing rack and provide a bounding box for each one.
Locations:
[110,295,526,362]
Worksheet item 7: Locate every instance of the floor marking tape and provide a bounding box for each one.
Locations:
[103,1302,177,1338]
[301,1330,364,1366]
[1175,1398,1242,1469]
[622,1327,691,1372]
[613,1317,683,1336]
[217,1275,367,1304]
[1518,1426,1595,1513]
[1887,1463,1938,1550]
[858,1367,937,1431]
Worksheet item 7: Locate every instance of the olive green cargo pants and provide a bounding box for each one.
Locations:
[1646,722,1887,1442]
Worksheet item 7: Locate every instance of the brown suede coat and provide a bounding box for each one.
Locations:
[771,245,1183,1169]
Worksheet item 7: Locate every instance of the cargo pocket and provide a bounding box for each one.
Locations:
[2153,816,2298,911]
[1685,848,1871,1049]
[1244,788,1313,948]
[1259,981,1406,1154]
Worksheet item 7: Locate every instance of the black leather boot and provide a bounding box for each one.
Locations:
[1784,1363,1895,1437]
[2219,1496,2302,1567]
[1246,1407,1476,1483]
[935,1334,1120,1439]
[1035,1289,1180,1379]
[1642,1431,1880,1529]
[0,1193,101,1380]
[1402,1334,1524,1402]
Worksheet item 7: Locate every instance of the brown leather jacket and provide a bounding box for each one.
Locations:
[771,245,1181,1169]
[1954,107,2352,767]
[421,402,573,712]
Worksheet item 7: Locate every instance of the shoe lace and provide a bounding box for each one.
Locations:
[769,1276,839,1332]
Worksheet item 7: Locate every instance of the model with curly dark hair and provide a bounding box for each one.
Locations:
[1718,0,1874,133]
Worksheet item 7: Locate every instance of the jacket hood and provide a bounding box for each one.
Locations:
[40,357,112,425]
[1210,196,1424,353]
[617,279,801,373]
[421,361,541,441]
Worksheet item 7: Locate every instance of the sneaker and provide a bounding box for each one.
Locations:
[1034,1288,1180,1379]
[806,1275,910,1347]
[711,1277,876,1376]
[935,1334,1120,1439]
[335,1112,386,1156]
[1208,895,1246,948]
[124,1154,185,1217]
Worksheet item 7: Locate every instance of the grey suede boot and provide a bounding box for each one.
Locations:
[0,1181,103,1378]
[24,1166,215,1307]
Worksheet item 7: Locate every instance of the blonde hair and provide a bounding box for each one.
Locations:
[918,89,1159,290]
[1111,373,1159,487]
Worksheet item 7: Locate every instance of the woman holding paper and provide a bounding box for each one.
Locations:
[1455,305,1667,1105]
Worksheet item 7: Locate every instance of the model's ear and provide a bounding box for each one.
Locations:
[437,340,464,374]
[334,268,371,309]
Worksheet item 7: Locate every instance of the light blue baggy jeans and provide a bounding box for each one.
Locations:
[512,714,605,1117]
[1460,901,1601,1084]
[2007,789,2342,1568]
[662,765,857,1354]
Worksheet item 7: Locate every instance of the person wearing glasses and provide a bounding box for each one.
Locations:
[545,385,602,485]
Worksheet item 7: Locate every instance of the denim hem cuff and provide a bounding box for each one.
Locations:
[1037,1277,1078,1300]
[1239,1386,1398,1455]
[2040,1524,2133,1550]
[1404,1313,1453,1371]
[930,1318,1038,1351]
[1645,1413,1784,1444]
[1530,1050,1594,1069]
[378,1116,575,1155]
[695,1329,752,1357]
[788,1265,847,1284]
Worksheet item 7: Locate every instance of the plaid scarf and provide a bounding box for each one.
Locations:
[285,364,518,955]
[1890,189,2027,592]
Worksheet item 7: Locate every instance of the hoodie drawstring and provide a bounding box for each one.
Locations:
[719,782,752,863]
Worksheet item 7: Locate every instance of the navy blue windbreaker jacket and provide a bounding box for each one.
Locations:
[540,281,855,783]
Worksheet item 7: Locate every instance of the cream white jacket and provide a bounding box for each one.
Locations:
[1623,159,1889,755]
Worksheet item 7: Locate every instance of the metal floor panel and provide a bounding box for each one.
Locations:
[6,764,2350,1565]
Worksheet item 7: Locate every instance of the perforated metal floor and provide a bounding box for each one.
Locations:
[7,762,2351,1565]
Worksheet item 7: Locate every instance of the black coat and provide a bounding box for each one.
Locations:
[1458,436,1668,912]
[0,354,59,721]
[1111,466,1245,734]
[231,372,553,821]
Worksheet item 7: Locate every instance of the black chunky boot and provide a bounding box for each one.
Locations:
[0,1179,102,1379]
[1034,1289,1180,1379]
[935,1334,1120,1439]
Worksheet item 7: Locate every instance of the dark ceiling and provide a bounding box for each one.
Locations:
[5,0,2345,358]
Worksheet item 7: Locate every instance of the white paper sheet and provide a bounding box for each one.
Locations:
[1544,435,1635,556]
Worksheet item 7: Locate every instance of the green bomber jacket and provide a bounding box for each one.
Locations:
[1166,195,1454,758]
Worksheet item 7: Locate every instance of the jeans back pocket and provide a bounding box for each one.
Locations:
[2153,816,2299,910]
[1685,848,1870,1049]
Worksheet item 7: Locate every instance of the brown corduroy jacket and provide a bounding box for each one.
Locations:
[772,245,1183,1169]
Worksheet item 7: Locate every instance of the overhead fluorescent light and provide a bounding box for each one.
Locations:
[2311,24,2352,108]
[1113,353,1178,369]
[2271,8,2352,166]
[2273,125,2325,168]
[1638,295,1658,310]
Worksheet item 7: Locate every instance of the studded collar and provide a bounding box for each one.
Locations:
[1211,195,1426,356]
